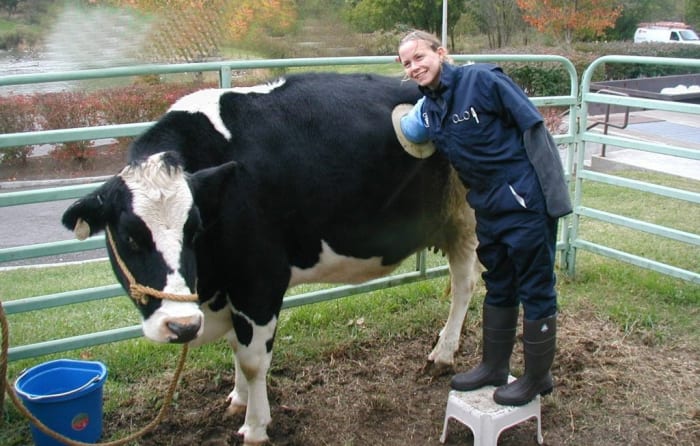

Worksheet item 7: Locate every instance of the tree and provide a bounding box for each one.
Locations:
[344,0,467,47]
[516,0,623,43]
[607,0,687,41]
[467,0,524,48]
[0,0,20,15]
[686,0,700,29]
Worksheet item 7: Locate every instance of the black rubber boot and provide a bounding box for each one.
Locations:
[493,313,557,406]
[450,304,519,391]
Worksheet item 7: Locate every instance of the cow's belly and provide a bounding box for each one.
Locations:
[288,240,400,287]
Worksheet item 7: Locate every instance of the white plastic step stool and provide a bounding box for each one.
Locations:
[440,377,543,445]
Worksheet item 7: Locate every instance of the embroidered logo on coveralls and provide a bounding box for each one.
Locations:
[451,107,480,124]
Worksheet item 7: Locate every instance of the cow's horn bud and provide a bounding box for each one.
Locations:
[74,218,91,241]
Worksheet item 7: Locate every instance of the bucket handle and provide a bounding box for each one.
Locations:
[15,374,103,401]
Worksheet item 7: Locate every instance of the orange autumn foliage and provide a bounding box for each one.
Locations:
[516,0,622,42]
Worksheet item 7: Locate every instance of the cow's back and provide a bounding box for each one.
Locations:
[130,72,464,267]
[222,73,460,265]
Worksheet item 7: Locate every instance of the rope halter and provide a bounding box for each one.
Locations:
[105,226,199,305]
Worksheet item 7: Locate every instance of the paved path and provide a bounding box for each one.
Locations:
[0,197,107,268]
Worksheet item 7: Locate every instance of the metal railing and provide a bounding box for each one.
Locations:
[1,55,580,361]
[571,55,700,284]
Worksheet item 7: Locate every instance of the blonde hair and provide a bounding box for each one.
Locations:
[398,30,442,53]
[397,30,452,81]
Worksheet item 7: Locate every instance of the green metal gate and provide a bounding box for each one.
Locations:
[571,55,700,284]
[0,53,589,362]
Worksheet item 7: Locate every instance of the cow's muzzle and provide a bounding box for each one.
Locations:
[166,316,203,343]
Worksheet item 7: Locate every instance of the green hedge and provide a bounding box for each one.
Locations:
[0,80,217,165]
[486,42,700,97]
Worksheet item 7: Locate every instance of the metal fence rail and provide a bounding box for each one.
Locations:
[571,55,700,284]
[3,55,579,361]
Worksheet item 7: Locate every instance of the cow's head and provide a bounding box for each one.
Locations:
[62,151,235,343]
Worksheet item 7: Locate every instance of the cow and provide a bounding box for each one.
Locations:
[61,72,480,444]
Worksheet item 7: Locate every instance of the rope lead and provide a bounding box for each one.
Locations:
[1,300,189,445]
[1,225,199,444]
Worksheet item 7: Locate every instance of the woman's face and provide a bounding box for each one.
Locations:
[398,39,444,89]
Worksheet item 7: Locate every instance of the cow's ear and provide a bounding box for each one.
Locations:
[189,161,238,210]
[62,191,107,241]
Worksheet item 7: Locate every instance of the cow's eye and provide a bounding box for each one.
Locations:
[127,236,140,252]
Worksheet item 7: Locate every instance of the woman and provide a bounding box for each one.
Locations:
[396,30,571,406]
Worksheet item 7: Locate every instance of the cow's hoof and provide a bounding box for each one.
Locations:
[243,439,269,446]
[422,360,454,377]
[225,402,247,417]
[238,424,269,445]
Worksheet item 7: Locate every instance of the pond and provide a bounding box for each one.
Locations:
[0,4,150,95]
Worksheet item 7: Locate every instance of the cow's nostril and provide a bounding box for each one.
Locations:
[166,318,201,343]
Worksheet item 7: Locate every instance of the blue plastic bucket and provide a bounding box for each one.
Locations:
[14,359,108,446]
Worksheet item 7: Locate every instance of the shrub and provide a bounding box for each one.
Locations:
[99,81,215,125]
[98,80,216,151]
[574,41,700,80]
[1,80,217,166]
[34,91,103,163]
[506,63,572,96]
[483,45,598,96]
[489,42,699,96]
[0,95,38,165]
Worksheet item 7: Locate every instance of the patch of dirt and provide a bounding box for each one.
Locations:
[105,311,700,446]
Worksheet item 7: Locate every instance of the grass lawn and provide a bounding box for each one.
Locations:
[1,170,698,445]
[0,18,17,32]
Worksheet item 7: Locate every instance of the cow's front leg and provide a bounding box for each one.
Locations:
[225,347,248,415]
[238,361,272,445]
[229,311,277,445]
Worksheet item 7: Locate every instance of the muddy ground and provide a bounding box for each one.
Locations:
[104,310,699,446]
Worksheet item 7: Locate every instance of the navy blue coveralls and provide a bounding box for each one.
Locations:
[410,63,571,320]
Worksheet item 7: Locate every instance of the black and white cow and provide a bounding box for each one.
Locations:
[62,72,479,444]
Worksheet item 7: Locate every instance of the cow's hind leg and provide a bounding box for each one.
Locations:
[228,311,277,445]
[428,206,480,374]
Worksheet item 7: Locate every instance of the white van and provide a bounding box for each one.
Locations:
[634,22,700,45]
